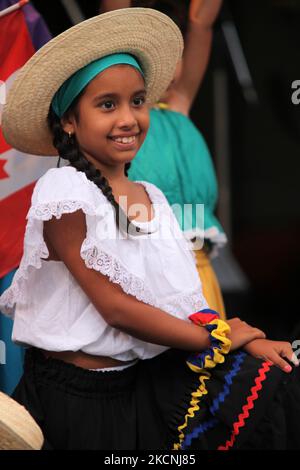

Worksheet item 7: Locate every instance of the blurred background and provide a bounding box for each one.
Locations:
[0,0,300,393]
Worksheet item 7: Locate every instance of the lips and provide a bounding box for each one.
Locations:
[111,135,136,144]
[108,132,140,150]
[109,131,139,138]
[108,134,139,150]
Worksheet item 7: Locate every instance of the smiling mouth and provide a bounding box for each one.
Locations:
[109,135,137,144]
[108,133,141,149]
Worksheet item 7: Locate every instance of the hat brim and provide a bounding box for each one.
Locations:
[0,392,44,450]
[2,8,183,156]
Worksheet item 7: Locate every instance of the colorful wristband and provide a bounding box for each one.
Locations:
[187,309,232,373]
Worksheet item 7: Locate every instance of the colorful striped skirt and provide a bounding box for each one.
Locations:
[136,348,300,450]
[12,347,300,450]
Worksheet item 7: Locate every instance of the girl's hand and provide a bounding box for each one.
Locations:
[189,0,223,27]
[227,317,266,351]
[244,339,300,373]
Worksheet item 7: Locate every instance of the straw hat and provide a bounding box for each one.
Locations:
[1,8,183,156]
[0,392,44,450]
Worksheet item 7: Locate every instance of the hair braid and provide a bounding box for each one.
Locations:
[47,108,142,235]
[124,162,131,177]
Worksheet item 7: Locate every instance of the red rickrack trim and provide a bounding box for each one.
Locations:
[217,360,272,451]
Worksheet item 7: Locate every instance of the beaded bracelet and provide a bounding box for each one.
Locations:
[187,309,232,373]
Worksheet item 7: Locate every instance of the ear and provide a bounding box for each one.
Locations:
[60,113,76,135]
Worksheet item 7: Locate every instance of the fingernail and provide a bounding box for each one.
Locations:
[284,365,292,373]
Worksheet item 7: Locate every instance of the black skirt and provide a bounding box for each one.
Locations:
[12,347,300,450]
[12,348,140,450]
[136,349,300,450]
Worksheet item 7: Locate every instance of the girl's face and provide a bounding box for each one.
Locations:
[62,64,149,172]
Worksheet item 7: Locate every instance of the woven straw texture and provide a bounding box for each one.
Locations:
[2,8,183,156]
[0,392,44,450]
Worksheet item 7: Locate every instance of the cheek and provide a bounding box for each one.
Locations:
[77,116,109,143]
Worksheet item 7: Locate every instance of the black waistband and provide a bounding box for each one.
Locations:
[24,347,139,395]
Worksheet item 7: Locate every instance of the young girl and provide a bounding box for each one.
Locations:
[0,8,299,450]
[101,0,227,319]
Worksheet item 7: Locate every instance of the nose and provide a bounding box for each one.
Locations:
[117,103,138,129]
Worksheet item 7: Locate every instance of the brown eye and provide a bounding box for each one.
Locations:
[133,96,145,106]
[101,100,115,110]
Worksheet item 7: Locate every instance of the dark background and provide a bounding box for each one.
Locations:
[31,0,300,340]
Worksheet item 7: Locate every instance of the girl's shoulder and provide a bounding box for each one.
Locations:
[29,165,109,220]
[34,166,105,199]
[35,165,91,192]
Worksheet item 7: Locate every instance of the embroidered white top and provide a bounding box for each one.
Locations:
[0,166,208,361]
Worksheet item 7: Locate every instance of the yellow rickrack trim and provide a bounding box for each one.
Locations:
[173,319,232,449]
[173,371,211,451]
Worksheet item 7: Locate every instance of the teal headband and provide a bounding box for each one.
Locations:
[51,53,145,118]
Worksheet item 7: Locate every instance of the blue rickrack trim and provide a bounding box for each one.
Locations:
[181,418,218,450]
[210,351,247,415]
[181,351,247,449]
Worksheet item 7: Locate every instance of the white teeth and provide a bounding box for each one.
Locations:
[113,136,136,144]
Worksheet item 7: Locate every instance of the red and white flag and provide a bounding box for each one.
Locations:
[0,3,55,278]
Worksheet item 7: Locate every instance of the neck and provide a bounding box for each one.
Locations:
[84,153,129,187]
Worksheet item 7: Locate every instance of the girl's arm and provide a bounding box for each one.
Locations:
[243,339,298,373]
[166,0,223,116]
[99,0,131,13]
[44,210,264,352]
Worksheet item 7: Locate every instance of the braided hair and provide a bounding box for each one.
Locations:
[47,106,147,236]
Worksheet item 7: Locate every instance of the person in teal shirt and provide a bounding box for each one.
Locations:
[128,106,226,248]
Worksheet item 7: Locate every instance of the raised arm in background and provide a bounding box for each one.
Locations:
[165,0,223,115]
[99,0,131,13]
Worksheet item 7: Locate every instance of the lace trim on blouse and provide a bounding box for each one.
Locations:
[27,199,101,220]
[80,237,207,315]
[0,194,207,316]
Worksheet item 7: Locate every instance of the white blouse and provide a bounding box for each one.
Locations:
[0,166,208,361]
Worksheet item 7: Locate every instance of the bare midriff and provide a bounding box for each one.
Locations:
[40,349,134,370]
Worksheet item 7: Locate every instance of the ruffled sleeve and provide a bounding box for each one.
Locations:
[0,166,110,316]
[27,166,107,220]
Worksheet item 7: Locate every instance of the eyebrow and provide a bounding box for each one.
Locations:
[93,89,146,102]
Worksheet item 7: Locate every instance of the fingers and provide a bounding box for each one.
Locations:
[280,343,300,367]
[250,327,266,340]
[227,318,266,336]
[239,327,265,345]
[267,351,293,373]
[267,342,299,373]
